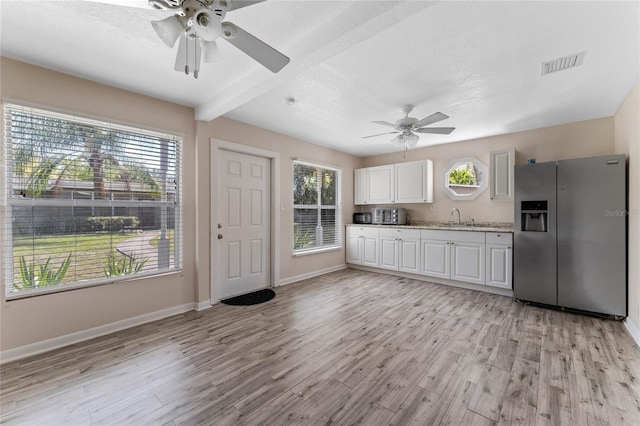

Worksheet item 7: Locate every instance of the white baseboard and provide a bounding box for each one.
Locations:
[196,299,213,311]
[278,264,348,287]
[624,318,640,348]
[0,302,198,364]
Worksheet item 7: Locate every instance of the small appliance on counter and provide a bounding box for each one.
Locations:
[353,211,372,224]
[371,207,407,225]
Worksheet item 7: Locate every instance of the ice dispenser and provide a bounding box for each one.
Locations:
[521,200,548,232]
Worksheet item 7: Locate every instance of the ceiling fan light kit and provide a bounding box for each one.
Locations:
[150,0,290,78]
[363,104,455,151]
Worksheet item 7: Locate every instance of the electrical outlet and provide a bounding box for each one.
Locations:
[430,204,436,212]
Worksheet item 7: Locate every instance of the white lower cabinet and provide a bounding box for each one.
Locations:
[347,226,512,292]
[421,230,485,285]
[346,227,379,267]
[485,232,513,289]
[420,239,450,279]
[379,228,421,273]
[450,240,485,285]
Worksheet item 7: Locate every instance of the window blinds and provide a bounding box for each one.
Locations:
[293,160,342,253]
[2,103,182,298]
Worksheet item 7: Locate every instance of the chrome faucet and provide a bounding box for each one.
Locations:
[451,208,461,225]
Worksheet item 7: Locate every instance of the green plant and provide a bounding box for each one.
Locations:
[104,250,148,278]
[17,253,72,289]
[448,167,476,185]
[294,227,313,249]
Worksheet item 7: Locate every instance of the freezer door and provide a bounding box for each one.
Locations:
[514,162,557,306]
[557,155,627,316]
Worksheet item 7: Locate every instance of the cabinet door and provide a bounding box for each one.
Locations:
[451,241,485,285]
[346,234,362,265]
[367,165,395,204]
[395,160,433,203]
[486,243,512,289]
[379,235,398,270]
[490,148,515,200]
[399,237,420,274]
[354,168,368,205]
[362,235,379,267]
[420,239,450,279]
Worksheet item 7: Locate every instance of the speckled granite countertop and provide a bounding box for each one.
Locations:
[348,222,514,233]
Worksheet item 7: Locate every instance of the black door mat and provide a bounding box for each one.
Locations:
[221,288,276,306]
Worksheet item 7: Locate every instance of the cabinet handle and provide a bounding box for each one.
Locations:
[451,242,455,245]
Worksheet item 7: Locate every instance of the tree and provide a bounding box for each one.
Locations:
[448,164,477,186]
[11,111,161,199]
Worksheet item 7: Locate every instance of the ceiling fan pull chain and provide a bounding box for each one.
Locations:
[194,39,200,79]
[185,32,190,75]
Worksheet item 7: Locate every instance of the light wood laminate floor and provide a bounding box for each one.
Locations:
[2,269,640,425]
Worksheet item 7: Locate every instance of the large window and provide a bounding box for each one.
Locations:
[1,104,182,299]
[293,161,342,254]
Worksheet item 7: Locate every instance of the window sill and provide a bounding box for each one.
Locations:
[293,245,342,257]
[4,269,183,301]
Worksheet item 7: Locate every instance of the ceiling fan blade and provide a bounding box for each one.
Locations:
[229,0,266,11]
[372,121,397,128]
[414,127,456,135]
[362,131,399,139]
[413,112,449,128]
[82,0,151,9]
[221,22,289,72]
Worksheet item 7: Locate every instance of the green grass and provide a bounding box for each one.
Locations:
[12,233,138,287]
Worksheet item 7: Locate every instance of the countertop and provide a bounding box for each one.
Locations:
[348,222,514,233]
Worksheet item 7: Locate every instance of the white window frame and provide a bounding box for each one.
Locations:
[2,103,183,300]
[292,160,342,255]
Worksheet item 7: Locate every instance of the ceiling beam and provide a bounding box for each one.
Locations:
[195,0,437,121]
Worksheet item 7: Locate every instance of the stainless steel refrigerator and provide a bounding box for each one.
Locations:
[514,155,627,317]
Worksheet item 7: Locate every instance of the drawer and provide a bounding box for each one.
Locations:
[379,228,420,239]
[420,229,450,240]
[420,229,486,243]
[486,232,513,244]
[361,227,379,238]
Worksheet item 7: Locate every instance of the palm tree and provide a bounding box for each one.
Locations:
[12,112,162,199]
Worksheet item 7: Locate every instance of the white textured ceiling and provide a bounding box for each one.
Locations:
[1,0,639,156]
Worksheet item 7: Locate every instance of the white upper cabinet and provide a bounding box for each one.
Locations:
[354,168,367,205]
[355,160,433,205]
[367,165,395,204]
[490,148,515,200]
[395,160,434,203]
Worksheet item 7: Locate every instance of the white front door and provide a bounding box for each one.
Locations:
[217,149,270,299]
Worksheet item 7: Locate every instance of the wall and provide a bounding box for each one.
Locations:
[195,118,363,303]
[0,58,198,352]
[0,59,363,353]
[614,81,640,332]
[361,118,615,224]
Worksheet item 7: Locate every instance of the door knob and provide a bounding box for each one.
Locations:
[218,234,223,240]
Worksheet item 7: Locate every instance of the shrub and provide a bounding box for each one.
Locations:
[85,216,139,232]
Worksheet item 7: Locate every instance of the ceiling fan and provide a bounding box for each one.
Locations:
[363,104,455,148]
[145,0,289,78]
